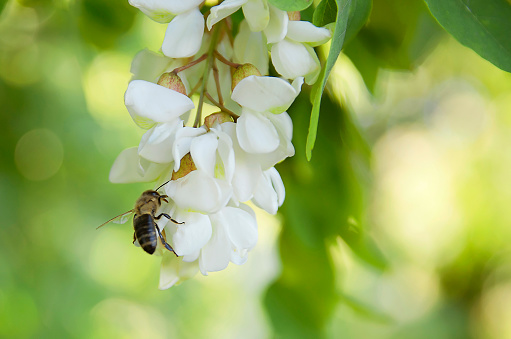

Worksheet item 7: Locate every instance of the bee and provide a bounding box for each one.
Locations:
[98,181,183,256]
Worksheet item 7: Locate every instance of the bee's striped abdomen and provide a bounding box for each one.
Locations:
[134,214,157,255]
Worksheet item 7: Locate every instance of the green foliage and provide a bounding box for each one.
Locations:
[265,87,386,337]
[343,0,442,92]
[424,0,511,73]
[77,0,137,49]
[267,0,313,11]
[306,0,352,161]
[313,0,338,26]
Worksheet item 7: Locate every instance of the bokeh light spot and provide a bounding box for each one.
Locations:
[15,128,64,181]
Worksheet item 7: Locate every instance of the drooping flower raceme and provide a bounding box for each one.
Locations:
[108,2,332,289]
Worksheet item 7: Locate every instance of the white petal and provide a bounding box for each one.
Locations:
[199,217,231,274]
[223,205,258,249]
[286,21,331,46]
[138,120,182,163]
[129,0,203,22]
[109,147,167,183]
[125,80,194,129]
[231,75,299,114]
[233,20,269,75]
[255,112,295,169]
[166,170,232,213]
[242,0,270,32]
[207,0,247,30]
[162,8,205,58]
[190,133,218,177]
[263,5,288,43]
[221,122,262,202]
[215,128,235,182]
[268,167,285,206]
[237,110,279,154]
[130,49,176,82]
[271,39,318,81]
[172,211,212,256]
[252,167,285,214]
[159,253,199,290]
[172,126,207,171]
[302,44,321,84]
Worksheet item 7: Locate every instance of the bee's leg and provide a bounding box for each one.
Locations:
[155,213,184,224]
[154,224,178,257]
[132,232,136,244]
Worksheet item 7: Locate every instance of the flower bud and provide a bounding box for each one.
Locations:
[287,11,301,21]
[157,72,187,95]
[231,63,261,91]
[204,112,233,130]
[171,153,196,180]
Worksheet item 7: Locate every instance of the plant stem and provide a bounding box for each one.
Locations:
[194,25,222,128]
[205,92,239,121]
[172,54,207,74]
[214,51,241,68]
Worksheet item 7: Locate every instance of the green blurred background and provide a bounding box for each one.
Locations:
[1,0,511,338]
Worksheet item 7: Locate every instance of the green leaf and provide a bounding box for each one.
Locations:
[267,0,313,11]
[344,0,372,44]
[313,0,338,27]
[343,0,442,93]
[424,0,511,73]
[306,0,351,161]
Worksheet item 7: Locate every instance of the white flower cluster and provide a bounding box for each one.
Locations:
[109,0,331,289]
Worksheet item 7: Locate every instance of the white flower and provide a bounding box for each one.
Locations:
[252,167,285,214]
[129,0,205,58]
[207,0,270,32]
[233,20,269,75]
[270,21,331,84]
[124,80,194,129]
[231,75,303,157]
[109,147,170,183]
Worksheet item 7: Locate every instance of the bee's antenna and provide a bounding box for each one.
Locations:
[155,180,172,192]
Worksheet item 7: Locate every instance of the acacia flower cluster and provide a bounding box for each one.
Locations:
[109,0,331,289]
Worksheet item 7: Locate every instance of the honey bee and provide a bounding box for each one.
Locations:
[98,181,183,256]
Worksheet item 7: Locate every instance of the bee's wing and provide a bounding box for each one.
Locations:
[97,210,134,229]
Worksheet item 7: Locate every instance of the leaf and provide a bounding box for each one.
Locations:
[424,0,511,73]
[267,0,313,11]
[343,0,442,93]
[306,0,351,161]
[344,0,372,44]
[313,0,338,27]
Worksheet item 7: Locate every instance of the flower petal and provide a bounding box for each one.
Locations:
[172,211,212,256]
[172,126,207,172]
[253,112,295,169]
[207,0,247,30]
[231,75,300,114]
[159,253,199,290]
[190,133,218,177]
[125,80,194,129]
[129,0,203,22]
[200,213,231,274]
[109,147,167,183]
[242,0,270,32]
[233,20,269,75]
[130,49,177,82]
[166,170,231,213]
[271,39,318,81]
[286,21,331,46]
[263,4,288,43]
[138,120,182,163]
[161,8,205,58]
[221,122,263,202]
[252,167,285,214]
[224,205,258,250]
[236,110,279,154]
